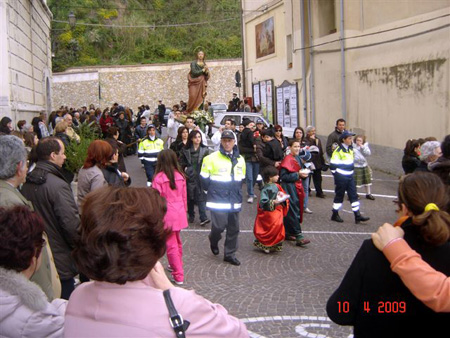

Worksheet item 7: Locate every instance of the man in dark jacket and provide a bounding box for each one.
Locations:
[326,118,346,158]
[238,118,258,203]
[21,137,80,300]
[157,100,166,128]
[257,128,284,170]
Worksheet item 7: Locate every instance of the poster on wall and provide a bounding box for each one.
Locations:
[253,83,260,108]
[289,85,298,127]
[275,80,298,130]
[266,80,273,124]
[256,17,275,59]
[253,80,275,124]
[282,87,291,128]
[276,87,284,126]
[260,81,267,119]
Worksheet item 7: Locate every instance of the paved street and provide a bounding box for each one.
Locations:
[125,148,399,338]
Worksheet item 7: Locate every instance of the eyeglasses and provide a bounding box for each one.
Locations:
[275,129,282,132]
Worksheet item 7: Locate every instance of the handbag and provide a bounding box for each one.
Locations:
[163,289,190,338]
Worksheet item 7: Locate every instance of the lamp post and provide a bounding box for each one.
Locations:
[68,11,76,28]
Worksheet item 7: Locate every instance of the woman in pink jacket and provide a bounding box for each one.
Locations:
[153,149,189,285]
[65,186,248,337]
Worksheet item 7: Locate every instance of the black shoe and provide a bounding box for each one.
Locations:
[208,236,219,255]
[224,256,241,266]
[316,193,325,198]
[366,194,375,200]
[331,210,344,223]
[188,217,195,224]
[354,211,370,224]
[200,219,210,226]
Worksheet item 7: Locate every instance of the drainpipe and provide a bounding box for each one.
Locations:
[307,0,316,126]
[240,0,246,97]
[300,0,307,125]
[340,0,347,120]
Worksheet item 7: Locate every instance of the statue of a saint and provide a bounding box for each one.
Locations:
[187,50,210,113]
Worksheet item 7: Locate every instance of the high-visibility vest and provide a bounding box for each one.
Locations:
[200,150,246,211]
[330,145,354,176]
[138,138,164,162]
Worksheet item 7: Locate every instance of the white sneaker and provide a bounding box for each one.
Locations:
[247,196,254,203]
[171,278,184,285]
[304,208,313,214]
[263,249,270,254]
[147,182,152,187]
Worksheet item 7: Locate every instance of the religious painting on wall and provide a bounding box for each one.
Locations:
[255,17,275,59]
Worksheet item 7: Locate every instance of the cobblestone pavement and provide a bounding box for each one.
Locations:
[125,150,400,338]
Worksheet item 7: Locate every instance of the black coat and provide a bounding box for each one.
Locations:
[55,132,71,147]
[179,145,209,201]
[402,154,421,174]
[327,218,450,338]
[238,128,256,162]
[21,161,80,280]
[115,119,131,144]
[256,138,283,170]
[101,163,131,187]
[429,156,450,185]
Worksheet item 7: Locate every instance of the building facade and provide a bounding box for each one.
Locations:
[242,0,450,149]
[0,0,53,124]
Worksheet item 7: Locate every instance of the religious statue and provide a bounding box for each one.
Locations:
[187,50,210,113]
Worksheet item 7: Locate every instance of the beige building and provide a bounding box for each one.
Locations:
[242,0,450,149]
[0,0,53,124]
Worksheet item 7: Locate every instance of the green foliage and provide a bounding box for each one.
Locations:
[164,47,183,61]
[97,8,118,20]
[49,0,241,72]
[64,122,101,174]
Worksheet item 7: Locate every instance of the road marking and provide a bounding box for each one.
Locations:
[184,229,372,235]
[240,315,353,338]
[314,188,397,199]
[322,174,398,182]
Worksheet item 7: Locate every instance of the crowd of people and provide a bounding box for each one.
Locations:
[0,102,449,336]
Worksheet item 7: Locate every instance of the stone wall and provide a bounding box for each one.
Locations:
[52,60,242,111]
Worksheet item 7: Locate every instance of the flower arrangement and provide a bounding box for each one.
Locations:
[191,110,213,132]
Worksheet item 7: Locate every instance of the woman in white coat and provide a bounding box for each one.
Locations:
[0,205,66,337]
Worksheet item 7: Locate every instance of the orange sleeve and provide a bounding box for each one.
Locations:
[383,239,450,313]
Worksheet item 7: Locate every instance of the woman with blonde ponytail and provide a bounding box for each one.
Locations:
[327,171,450,337]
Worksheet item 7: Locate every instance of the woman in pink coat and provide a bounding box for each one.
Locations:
[151,148,188,284]
[65,186,248,337]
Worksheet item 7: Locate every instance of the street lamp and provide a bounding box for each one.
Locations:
[68,11,76,28]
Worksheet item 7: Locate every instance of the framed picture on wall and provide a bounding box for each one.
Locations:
[255,17,275,59]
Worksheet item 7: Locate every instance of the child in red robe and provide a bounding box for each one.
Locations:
[253,166,290,253]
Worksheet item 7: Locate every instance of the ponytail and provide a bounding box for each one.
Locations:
[398,172,450,246]
[412,209,450,246]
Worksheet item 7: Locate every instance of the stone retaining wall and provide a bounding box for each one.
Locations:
[52,59,242,111]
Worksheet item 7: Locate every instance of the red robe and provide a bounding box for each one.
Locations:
[253,183,289,246]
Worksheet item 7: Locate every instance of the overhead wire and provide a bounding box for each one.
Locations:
[52,16,239,28]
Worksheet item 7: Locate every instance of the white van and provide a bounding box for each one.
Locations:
[211,112,271,134]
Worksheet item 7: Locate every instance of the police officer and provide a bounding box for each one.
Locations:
[200,130,246,265]
[330,131,370,224]
[138,124,164,186]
